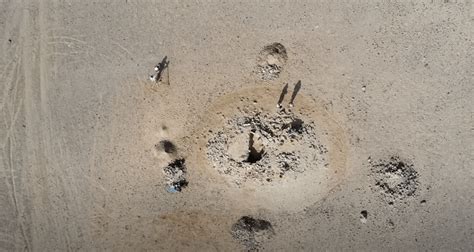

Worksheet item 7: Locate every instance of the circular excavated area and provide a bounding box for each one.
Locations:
[206,107,328,185]
[190,86,348,212]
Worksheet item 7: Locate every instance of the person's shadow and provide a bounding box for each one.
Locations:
[289,80,302,106]
[156,56,169,82]
[277,83,289,107]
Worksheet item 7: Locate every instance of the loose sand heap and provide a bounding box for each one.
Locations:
[206,106,328,185]
[370,156,419,204]
[230,216,274,251]
[256,43,288,80]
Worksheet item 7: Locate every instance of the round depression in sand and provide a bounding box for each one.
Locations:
[190,87,347,212]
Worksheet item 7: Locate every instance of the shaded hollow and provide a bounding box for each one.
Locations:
[157,140,177,154]
[290,118,304,133]
[246,132,264,163]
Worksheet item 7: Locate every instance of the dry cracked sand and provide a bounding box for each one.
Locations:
[1,1,473,251]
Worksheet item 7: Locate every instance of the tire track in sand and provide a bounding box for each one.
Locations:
[0,0,30,250]
[18,1,84,250]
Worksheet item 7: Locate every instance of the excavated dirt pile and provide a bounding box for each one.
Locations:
[256,43,288,80]
[231,216,274,251]
[163,158,188,192]
[206,106,328,185]
[370,156,419,204]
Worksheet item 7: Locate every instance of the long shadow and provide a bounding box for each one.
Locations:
[277,83,289,107]
[289,80,302,106]
[156,56,169,81]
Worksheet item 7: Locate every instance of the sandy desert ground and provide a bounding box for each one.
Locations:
[1,0,473,251]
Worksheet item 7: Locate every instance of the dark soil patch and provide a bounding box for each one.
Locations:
[163,158,188,192]
[156,140,177,154]
[231,216,274,251]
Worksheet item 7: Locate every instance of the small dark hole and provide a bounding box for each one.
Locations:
[246,133,264,163]
[361,210,368,219]
[159,140,177,154]
[289,119,304,133]
[281,162,290,171]
[396,161,405,170]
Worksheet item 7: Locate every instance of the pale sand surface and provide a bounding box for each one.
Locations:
[0,1,473,250]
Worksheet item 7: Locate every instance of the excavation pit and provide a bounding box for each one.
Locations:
[206,107,328,185]
[246,132,265,163]
[191,87,348,211]
[231,216,274,251]
[370,156,419,203]
[256,42,288,80]
[156,140,177,154]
